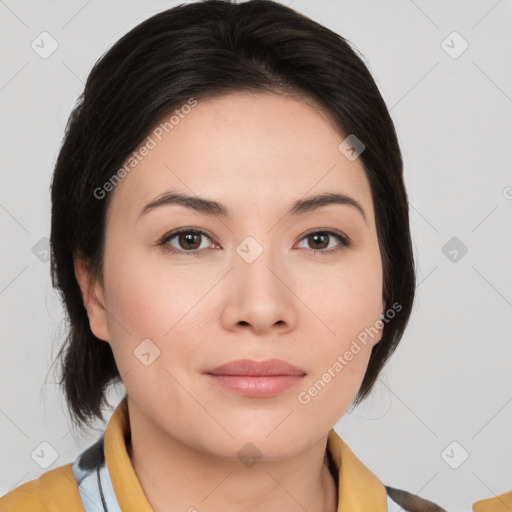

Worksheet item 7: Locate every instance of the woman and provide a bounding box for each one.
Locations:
[3,1,498,510]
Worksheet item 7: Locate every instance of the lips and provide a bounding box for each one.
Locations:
[206,358,306,377]
[204,359,306,397]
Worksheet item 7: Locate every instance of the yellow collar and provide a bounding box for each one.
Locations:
[105,397,387,511]
[327,429,387,510]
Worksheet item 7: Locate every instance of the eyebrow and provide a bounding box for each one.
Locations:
[139,190,367,223]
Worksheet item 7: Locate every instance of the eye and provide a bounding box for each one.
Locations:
[158,228,219,257]
[296,229,350,255]
[158,227,350,257]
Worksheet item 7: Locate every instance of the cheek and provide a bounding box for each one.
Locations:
[101,242,215,356]
[296,245,382,406]
[99,245,215,408]
[306,245,383,346]
[101,226,172,328]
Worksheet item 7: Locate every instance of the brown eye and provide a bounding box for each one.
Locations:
[159,228,217,256]
[297,230,350,255]
[307,232,330,250]
[176,232,202,250]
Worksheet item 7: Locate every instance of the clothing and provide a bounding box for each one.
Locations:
[0,395,498,511]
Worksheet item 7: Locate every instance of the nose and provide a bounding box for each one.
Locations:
[219,237,297,336]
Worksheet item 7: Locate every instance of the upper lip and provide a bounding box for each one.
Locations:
[206,359,306,376]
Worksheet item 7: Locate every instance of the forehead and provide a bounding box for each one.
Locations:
[107,92,374,225]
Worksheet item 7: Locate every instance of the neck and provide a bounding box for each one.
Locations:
[127,401,338,512]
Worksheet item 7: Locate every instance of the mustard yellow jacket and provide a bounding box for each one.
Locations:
[0,396,509,511]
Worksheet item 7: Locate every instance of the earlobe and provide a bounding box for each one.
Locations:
[73,258,111,343]
[372,305,386,346]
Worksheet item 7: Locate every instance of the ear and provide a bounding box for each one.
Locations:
[74,258,111,344]
[372,299,387,347]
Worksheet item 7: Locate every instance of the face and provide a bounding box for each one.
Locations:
[76,92,384,461]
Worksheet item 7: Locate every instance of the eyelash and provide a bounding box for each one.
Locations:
[158,227,350,257]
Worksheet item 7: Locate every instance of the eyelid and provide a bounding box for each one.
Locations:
[300,227,350,243]
[296,228,351,253]
[159,227,218,250]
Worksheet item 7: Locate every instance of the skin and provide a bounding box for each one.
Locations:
[75,91,384,512]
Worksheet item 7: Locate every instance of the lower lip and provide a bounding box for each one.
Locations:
[205,374,305,397]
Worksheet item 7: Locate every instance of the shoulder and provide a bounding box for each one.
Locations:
[385,485,448,512]
[472,490,512,511]
[0,464,84,512]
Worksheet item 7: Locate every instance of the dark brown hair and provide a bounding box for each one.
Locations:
[49,0,416,431]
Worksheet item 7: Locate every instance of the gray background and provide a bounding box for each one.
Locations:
[1,1,511,510]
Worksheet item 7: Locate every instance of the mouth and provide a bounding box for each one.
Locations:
[204,359,306,398]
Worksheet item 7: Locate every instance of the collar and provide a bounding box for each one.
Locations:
[73,395,387,511]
